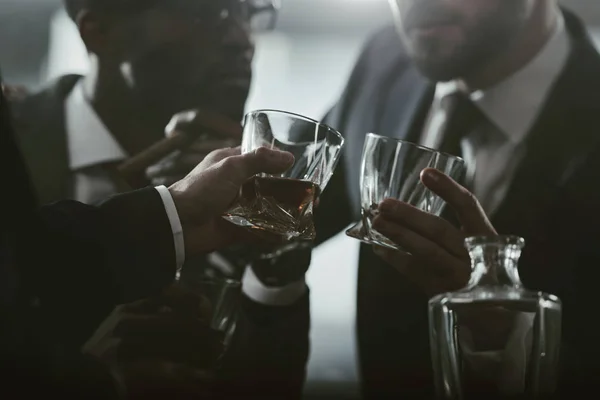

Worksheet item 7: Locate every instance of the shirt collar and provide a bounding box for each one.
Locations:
[435,12,570,144]
[65,80,128,171]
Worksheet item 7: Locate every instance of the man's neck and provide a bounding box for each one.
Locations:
[462,2,560,91]
[80,64,166,156]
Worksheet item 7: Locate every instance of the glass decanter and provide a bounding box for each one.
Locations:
[429,236,562,400]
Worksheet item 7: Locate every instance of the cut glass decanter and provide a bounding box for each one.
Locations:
[429,236,562,400]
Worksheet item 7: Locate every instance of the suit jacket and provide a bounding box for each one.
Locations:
[8,75,310,399]
[1,76,176,397]
[314,8,600,398]
[11,74,80,205]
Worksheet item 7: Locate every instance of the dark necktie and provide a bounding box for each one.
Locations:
[438,92,486,188]
[437,92,486,224]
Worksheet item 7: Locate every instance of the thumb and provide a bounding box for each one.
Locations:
[203,146,241,164]
[165,109,242,139]
[165,110,197,138]
[420,168,496,235]
[227,147,295,185]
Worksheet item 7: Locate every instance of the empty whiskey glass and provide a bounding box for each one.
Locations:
[346,133,465,250]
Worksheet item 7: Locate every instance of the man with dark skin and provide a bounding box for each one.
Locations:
[0,59,298,396]
[13,0,269,204]
[10,2,311,397]
[12,0,284,297]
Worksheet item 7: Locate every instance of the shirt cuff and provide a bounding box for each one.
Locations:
[154,186,185,274]
[242,266,307,307]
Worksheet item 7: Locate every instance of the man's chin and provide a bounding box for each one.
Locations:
[208,85,250,122]
[412,55,466,83]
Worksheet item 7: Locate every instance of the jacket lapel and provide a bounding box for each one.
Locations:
[491,11,600,238]
[379,66,434,143]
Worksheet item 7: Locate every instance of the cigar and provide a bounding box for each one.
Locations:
[116,110,242,187]
[116,129,197,181]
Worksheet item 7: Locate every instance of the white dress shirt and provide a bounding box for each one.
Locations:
[65,81,185,272]
[421,14,570,216]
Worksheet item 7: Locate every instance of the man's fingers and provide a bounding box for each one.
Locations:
[165,110,196,138]
[166,109,242,140]
[420,168,496,236]
[378,199,466,258]
[163,146,291,185]
[223,147,294,185]
[204,146,241,164]
[146,155,208,179]
[147,144,238,181]
[178,153,211,168]
[188,139,237,153]
[373,215,469,280]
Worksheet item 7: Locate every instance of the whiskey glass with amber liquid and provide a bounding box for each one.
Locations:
[223,110,344,241]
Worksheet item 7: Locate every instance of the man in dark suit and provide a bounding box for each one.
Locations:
[0,72,299,398]
[12,0,273,205]
[259,0,600,398]
[10,1,311,396]
[329,0,600,397]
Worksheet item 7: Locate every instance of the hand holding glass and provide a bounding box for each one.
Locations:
[347,133,465,250]
[223,110,344,241]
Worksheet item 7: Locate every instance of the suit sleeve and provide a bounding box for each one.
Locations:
[554,156,600,394]
[2,190,175,399]
[1,81,174,398]
[15,188,176,349]
[218,292,310,400]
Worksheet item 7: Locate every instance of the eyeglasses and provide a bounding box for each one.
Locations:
[150,0,281,32]
[246,0,281,31]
